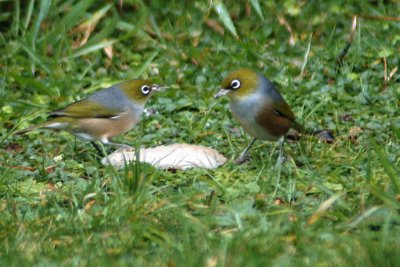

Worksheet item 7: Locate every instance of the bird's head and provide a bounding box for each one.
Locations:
[214,68,259,101]
[120,79,167,104]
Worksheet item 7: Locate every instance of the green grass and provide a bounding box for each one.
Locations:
[1,0,400,266]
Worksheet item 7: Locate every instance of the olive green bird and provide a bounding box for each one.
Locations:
[16,79,165,153]
[215,68,303,163]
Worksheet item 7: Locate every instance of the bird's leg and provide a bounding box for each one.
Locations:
[275,136,285,169]
[91,141,106,157]
[235,138,257,164]
[270,136,286,207]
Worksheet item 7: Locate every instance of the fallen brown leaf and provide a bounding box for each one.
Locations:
[340,113,355,122]
[5,143,23,153]
[207,256,218,267]
[204,19,224,36]
[102,144,227,170]
[104,45,113,60]
[277,15,296,46]
[274,197,285,206]
[314,129,336,144]
[85,200,96,211]
[349,126,363,143]
[7,165,35,171]
[45,165,56,174]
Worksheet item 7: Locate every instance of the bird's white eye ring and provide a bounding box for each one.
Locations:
[231,79,241,89]
[141,85,150,95]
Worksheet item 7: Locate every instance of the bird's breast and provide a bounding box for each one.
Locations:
[230,94,278,141]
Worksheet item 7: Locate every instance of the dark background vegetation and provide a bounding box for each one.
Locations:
[0,0,399,266]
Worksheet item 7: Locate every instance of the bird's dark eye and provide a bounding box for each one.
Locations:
[231,79,241,90]
[141,85,150,95]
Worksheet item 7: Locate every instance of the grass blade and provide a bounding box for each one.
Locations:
[24,0,35,30]
[76,3,113,31]
[70,39,117,58]
[128,51,159,79]
[12,74,59,96]
[149,14,162,40]
[250,0,265,21]
[82,10,118,47]
[348,206,381,230]
[370,185,400,210]
[307,194,342,225]
[392,124,400,141]
[372,140,400,193]
[11,0,20,36]
[60,0,96,32]
[212,1,238,38]
[18,41,50,73]
[33,0,52,40]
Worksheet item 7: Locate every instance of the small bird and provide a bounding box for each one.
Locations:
[16,79,165,153]
[214,68,302,163]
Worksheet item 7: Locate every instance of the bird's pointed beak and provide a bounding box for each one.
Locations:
[152,84,168,92]
[214,88,231,99]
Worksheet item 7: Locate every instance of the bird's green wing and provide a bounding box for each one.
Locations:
[271,101,295,121]
[272,101,303,132]
[49,100,122,118]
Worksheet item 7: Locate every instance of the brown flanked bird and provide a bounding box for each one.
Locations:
[214,68,303,163]
[16,79,165,154]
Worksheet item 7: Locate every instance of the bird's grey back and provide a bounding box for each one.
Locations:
[87,83,136,111]
[258,73,287,104]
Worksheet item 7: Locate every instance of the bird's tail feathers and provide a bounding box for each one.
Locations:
[15,123,48,135]
[15,120,70,135]
[289,121,335,143]
[292,121,304,133]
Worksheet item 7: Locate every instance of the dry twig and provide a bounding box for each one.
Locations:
[383,56,388,91]
[382,57,399,91]
[336,16,357,66]
[357,14,400,22]
[277,15,296,46]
